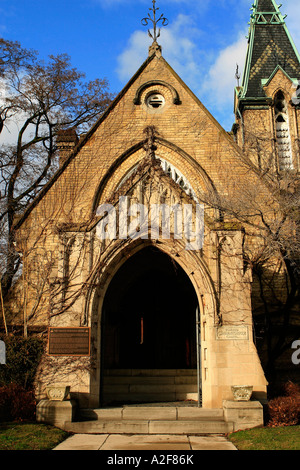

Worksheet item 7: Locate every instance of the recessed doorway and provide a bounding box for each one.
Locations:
[102,247,198,370]
[100,246,200,405]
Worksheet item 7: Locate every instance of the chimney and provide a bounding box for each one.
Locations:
[56,128,79,167]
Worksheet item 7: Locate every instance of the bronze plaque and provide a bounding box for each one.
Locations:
[48,327,90,356]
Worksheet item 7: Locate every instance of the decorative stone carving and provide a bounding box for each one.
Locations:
[274,91,293,170]
[231,385,253,402]
[157,157,197,200]
[46,386,70,401]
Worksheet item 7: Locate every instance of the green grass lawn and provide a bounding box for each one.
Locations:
[228,425,300,450]
[0,421,299,450]
[0,422,70,450]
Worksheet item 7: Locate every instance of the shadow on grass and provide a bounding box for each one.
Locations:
[0,422,70,450]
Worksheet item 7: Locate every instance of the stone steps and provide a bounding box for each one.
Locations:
[103,376,197,384]
[64,406,234,435]
[65,419,233,435]
[103,369,198,376]
[80,406,224,421]
[102,369,199,404]
[102,391,198,403]
[62,369,231,435]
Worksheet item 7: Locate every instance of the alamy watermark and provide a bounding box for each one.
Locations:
[0,340,5,365]
[291,80,300,106]
[96,196,204,251]
[291,340,300,366]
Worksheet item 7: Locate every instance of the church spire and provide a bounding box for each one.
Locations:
[237,0,300,107]
[250,0,285,26]
[253,0,278,16]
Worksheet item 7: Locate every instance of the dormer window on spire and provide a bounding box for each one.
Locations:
[274,90,293,171]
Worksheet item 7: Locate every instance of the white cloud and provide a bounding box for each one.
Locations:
[116,31,149,82]
[116,1,300,131]
[0,120,21,146]
[116,14,248,130]
[117,13,203,86]
[201,32,248,109]
[196,0,300,129]
[189,32,248,130]
[284,0,300,51]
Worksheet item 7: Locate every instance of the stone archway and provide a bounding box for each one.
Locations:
[101,246,198,370]
[100,245,200,405]
[85,227,221,409]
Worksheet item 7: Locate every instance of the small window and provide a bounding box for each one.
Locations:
[146,93,165,110]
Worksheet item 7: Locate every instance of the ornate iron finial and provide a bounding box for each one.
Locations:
[235,64,241,87]
[141,0,168,43]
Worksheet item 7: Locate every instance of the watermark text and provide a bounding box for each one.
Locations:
[291,340,300,365]
[0,340,6,365]
[96,197,204,251]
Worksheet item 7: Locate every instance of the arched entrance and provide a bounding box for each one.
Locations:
[101,246,200,405]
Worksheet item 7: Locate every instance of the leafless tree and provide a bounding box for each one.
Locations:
[0,38,114,298]
[198,128,300,381]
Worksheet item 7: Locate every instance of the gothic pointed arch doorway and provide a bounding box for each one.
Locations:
[101,246,200,405]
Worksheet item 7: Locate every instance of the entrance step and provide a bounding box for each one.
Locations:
[64,406,233,435]
[102,369,199,405]
[80,406,224,421]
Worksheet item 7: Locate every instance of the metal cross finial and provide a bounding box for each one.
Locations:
[235,64,241,87]
[141,0,168,43]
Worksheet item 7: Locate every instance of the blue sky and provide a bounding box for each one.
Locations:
[1,0,300,131]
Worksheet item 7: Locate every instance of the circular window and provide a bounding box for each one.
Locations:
[146,93,165,110]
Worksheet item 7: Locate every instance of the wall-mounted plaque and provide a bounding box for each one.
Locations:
[48,327,90,356]
[216,325,249,341]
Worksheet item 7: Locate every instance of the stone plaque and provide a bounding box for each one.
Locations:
[216,325,248,340]
[48,327,90,356]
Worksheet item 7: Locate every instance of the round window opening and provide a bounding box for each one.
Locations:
[146,93,165,110]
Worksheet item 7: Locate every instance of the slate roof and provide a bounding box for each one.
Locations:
[245,24,300,98]
[241,0,300,100]
[257,0,276,12]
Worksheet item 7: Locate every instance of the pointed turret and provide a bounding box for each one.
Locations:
[234,0,300,171]
[256,0,276,13]
[237,0,300,108]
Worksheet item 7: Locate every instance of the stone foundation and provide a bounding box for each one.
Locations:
[223,400,264,431]
[36,399,264,433]
[36,400,77,429]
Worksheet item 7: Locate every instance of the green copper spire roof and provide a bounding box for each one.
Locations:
[238,0,300,105]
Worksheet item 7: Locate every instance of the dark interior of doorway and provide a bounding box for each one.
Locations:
[102,246,198,370]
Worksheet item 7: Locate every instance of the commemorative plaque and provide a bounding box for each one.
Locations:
[48,327,90,356]
[216,325,248,341]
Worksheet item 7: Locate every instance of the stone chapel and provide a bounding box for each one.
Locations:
[7,0,300,430]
